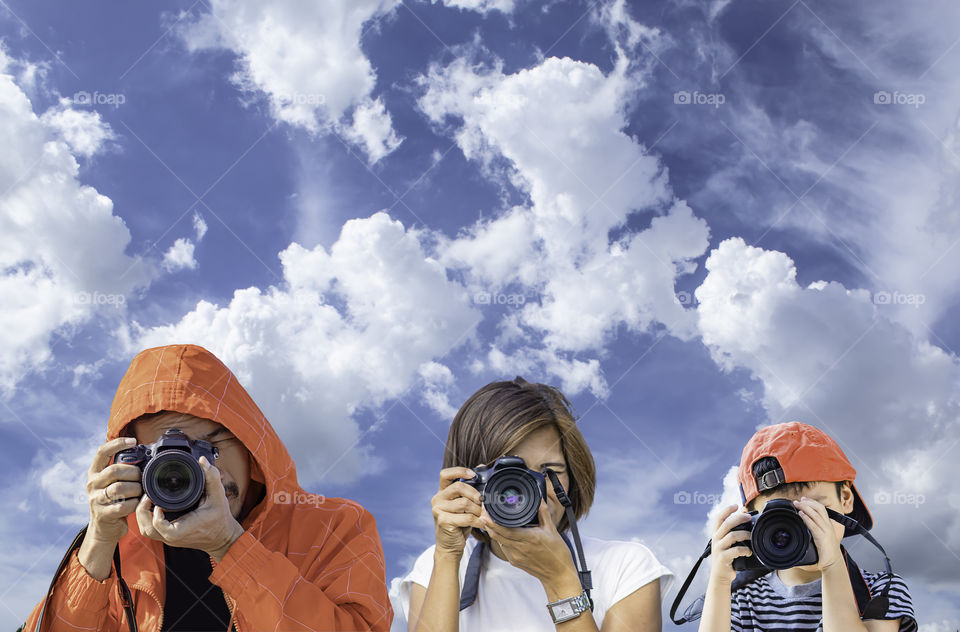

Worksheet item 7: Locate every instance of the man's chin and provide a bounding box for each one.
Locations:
[227,497,242,519]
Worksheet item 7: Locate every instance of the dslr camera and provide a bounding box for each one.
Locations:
[461,456,547,528]
[732,498,819,571]
[115,428,219,520]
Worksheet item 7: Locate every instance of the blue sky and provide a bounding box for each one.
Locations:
[1,0,959,629]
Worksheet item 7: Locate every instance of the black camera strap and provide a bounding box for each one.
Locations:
[669,510,894,625]
[544,468,593,606]
[459,470,593,611]
[30,525,138,632]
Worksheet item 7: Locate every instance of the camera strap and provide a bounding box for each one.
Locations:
[458,470,593,611]
[669,510,894,625]
[30,525,138,632]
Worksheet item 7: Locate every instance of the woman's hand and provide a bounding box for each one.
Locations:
[480,500,581,598]
[432,467,484,559]
[708,505,753,586]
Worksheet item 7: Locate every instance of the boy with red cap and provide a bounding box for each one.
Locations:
[698,421,916,631]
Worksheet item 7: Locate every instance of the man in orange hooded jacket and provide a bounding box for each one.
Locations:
[23,344,392,631]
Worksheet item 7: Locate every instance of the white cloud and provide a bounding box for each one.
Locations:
[418,361,458,420]
[694,237,960,585]
[135,212,480,485]
[39,100,116,158]
[0,46,147,396]
[179,0,403,163]
[162,237,198,272]
[679,0,960,340]
[192,212,208,240]
[432,0,516,14]
[703,465,742,538]
[342,97,404,164]
[420,49,710,395]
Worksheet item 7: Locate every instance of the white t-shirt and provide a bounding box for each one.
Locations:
[392,536,674,631]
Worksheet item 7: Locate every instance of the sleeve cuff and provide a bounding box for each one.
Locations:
[209,530,272,597]
[64,550,114,612]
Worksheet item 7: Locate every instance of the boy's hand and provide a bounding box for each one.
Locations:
[708,505,753,585]
[794,497,843,571]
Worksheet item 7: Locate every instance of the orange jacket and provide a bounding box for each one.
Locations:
[24,344,392,631]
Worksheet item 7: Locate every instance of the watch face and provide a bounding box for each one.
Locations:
[551,602,576,619]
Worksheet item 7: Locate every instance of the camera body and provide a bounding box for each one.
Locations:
[115,428,219,520]
[732,498,819,571]
[461,455,547,528]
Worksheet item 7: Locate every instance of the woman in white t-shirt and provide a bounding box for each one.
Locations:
[396,377,673,631]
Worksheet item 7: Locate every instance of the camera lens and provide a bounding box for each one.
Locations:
[772,529,792,550]
[484,469,543,527]
[501,487,522,506]
[752,503,813,569]
[154,460,194,502]
[142,451,205,514]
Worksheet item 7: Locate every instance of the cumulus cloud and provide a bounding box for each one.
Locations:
[420,48,709,395]
[192,212,208,240]
[162,238,198,272]
[39,100,116,158]
[432,0,516,14]
[135,212,480,485]
[179,0,403,163]
[695,237,960,586]
[161,212,208,273]
[418,361,459,420]
[672,0,960,339]
[0,46,147,395]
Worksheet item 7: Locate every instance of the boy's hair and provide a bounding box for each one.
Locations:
[746,456,847,511]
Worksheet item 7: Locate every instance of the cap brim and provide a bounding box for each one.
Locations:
[847,483,873,534]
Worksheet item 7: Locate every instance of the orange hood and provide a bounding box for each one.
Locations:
[24,344,392,632]
[107,343,297,517]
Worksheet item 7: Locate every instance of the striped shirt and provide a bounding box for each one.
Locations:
[730,570,916,631]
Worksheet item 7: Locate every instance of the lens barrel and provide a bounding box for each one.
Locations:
[142,450,206,518]
[750,499,817,569]
[483,466,544,527]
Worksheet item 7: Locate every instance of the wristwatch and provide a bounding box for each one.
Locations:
[546,590,592,624]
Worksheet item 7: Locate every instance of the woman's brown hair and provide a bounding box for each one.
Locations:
[443,376,596,539]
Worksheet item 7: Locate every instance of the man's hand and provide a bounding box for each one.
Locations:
[794,497,843,571]
[78,437,143,580]
[480,501,582,600]
[136,456,244,561]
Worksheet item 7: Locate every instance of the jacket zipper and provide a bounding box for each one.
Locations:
[131,583,164,631]
[225,594,238,632]
[210,556,239,632]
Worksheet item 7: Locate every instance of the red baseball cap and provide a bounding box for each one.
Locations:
[738,421,873,531]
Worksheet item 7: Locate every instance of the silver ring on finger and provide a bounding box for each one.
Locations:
[102,486,114,504]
